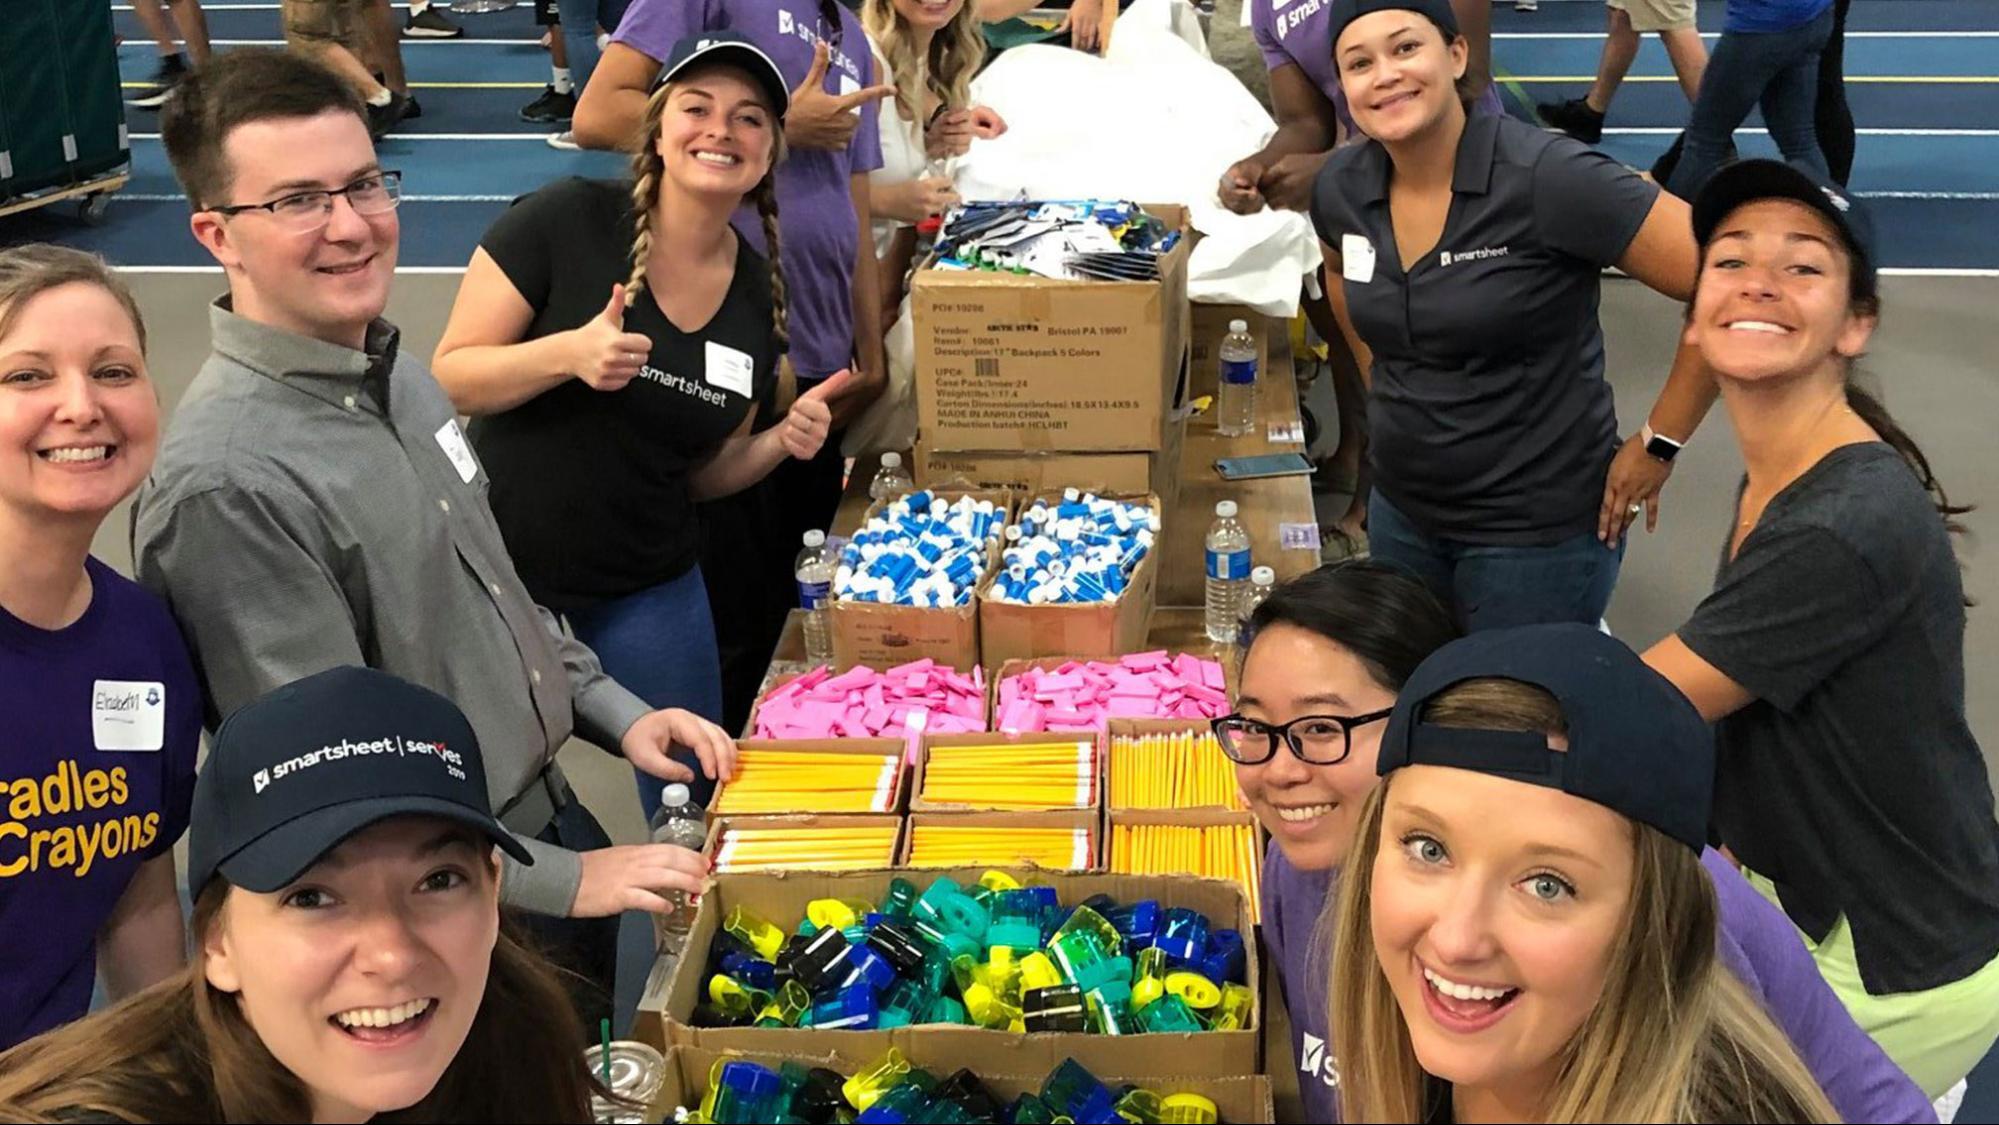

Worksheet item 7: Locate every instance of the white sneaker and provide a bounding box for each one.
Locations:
[1515,0,1538,9]
[547,130,580,151]
[597,31,610,50]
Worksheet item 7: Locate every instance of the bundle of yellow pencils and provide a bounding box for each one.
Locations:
[713,824,901,873]
[712,746,902,815]
[919,739,1097,810]
[1109,730,1244,811]
[904,824,1096,870]
[1109,823,1261,918]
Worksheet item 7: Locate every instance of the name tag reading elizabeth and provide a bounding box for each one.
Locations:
[1341,233,1377,284]
[704,342,756,398]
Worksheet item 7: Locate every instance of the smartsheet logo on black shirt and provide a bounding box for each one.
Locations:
[1440,245,1509,267]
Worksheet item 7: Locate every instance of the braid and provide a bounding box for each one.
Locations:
[625,86,673,300]
[753,174,790,355]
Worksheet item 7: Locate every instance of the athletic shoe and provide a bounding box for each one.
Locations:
[1538,97,1604,145]
[367,92,412,141]
[1515,0,1538,10]
[125,57,187,109]
[403,6,465,37]
[547,130,581,151]
[402,94,423,120]
[519,85,577,124]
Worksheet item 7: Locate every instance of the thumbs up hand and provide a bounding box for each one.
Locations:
[774,367,849,459]
[568,284,654,392]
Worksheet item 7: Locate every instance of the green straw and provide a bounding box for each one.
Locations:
[599,1017,611,1085]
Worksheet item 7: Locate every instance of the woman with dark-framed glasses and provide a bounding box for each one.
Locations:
[1227,561,1929,1123]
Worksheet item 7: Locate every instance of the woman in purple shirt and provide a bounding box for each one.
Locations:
[1222,560,1933,1122]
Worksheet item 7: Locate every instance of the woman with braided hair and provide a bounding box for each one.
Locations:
[434,34,840,817]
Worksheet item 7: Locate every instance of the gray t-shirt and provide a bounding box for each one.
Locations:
[1681,442,1999,995]
[1309,113,1657,544]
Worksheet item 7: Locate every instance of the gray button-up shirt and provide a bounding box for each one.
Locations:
[133,300,651,915]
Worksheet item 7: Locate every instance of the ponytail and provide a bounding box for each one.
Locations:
[624,86,671,300]
[750,172,790,356]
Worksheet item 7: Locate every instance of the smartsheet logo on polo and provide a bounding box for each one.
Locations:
[1300,1031,1342,1090]
[1441,245,1509,268]
[252,735,469,794]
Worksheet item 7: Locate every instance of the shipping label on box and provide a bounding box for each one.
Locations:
[914,413,1186,520]
[913,207,1191,454]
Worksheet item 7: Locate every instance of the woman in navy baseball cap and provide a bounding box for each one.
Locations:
[1325,624,1839,1122]
[0,667,611,1123]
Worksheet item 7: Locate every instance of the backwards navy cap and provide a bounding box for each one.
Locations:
[1327,0,1462,51]
[1377,624,1714,852]
[651,32,791,119]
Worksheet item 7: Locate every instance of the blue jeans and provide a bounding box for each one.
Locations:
[568,565,724,822]
[1367,492,1625,632]
[1667,8,1834,199]
[557,0,631,93]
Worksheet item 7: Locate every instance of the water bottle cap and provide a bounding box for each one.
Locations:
[1228,319,1248,333]
[803,529,825,547]
[1215,500,1238,518]
[1251,566,1275,584]
[661,783,691,807]
[881,451,902,468]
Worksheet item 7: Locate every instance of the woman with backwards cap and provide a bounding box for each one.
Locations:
[434,34,841,818]
[1307,0,1715,632]
[1327,623,1839,1122]
[1224,565,1932,1123]
[1642,160,1999,1099]
[0,667,608,1123]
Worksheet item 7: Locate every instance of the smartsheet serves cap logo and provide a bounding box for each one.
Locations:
[251,735,468,794]
[1821,185,1852,213]
[1440,245,1509,268]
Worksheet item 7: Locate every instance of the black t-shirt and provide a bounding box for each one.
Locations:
[470,177,778,611]
[1680,442,1999,995]
[1309,113,1658,545]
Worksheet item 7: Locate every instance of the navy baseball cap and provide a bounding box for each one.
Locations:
[1376,624,1714,852]
[187,666,532,895]
[652,32,791,119]
[1328,0,1462,50]
[1692,159,1878,299]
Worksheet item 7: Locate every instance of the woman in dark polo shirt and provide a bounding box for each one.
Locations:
[1309,0,1710,631]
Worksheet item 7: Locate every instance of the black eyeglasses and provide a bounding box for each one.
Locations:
[210,170,403,233]
[1210,709,1395,766]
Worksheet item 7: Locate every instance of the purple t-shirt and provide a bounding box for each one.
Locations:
[613,0,885,381]
[1250,0,1503,140]
[1260,841,1935,1123]
[0,557,200,1050]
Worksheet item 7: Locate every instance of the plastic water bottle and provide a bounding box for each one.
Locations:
[648,783,708,944]
[1238,565,1276,647]
[869,451,914,502]
[795,529,834,666]
[1215,319,1258,437]
[1205,501,1251,644]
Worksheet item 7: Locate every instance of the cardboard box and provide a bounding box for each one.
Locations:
[987,663,1236,738]
[645,868,1259,1077]
[1103,717,1243,814]
[1187,303,1279,401]
[913,412,1188,519]
[650,1044,1277,1122]
[911,205,1192,453]
[977,493,1160,669]
[828,489,1012,674]
[1106,807,1265,922]
[901,809,1101,871]
[711,740,910,818]
[910,730,1104,814]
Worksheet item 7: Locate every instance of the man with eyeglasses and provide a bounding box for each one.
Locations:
[131,48,737,1034]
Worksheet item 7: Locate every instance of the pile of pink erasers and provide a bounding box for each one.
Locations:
[995,652,1229,733]
[751,660,989,740]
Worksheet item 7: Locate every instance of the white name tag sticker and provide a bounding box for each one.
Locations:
[93,680,166,752]
[839,73,862,115]
[704,342,756,398]
[434,419,479,485]
[1341,233,1377,284]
